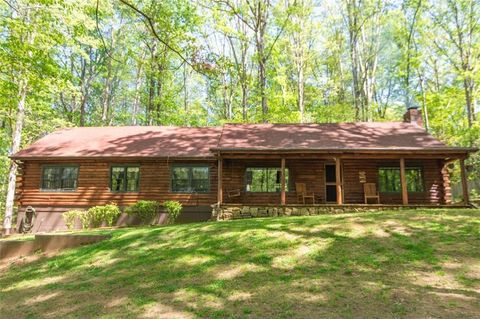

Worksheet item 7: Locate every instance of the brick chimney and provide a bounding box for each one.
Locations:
[403,106,423,127]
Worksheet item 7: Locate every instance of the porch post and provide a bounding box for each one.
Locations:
[460,158,470,205]
[335,157,343,205]
[400,158,408,205]
[281,158,286,205]
[218,156,223,205]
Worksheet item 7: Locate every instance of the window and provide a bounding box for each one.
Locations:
[378,167,424,193]
[406,168,424,192]
[245,167,289,192]
[111,166,140,192]
[171,165,210,193]
[41,166,79,191]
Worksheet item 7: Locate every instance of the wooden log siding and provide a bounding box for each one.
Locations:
[342,159,445,205]
[222,159,327,205]
[223,158,447,205]
[18,159,218,207]
[441,161,452,204]
[18,157,449,209]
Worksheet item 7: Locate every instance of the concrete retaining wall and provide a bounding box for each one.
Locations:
[16,206,212,233]
[0,234,111,260]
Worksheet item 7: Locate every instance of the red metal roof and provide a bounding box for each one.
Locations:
[12,123,475,159]
[215,123,449,151]
[13,126,222,159]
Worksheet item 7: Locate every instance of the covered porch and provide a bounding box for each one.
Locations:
[215,151,473,208]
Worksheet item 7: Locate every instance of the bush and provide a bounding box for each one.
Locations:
[87,203,121,228]
[62,204,121,230]
[125,200,160,224]
[62,210,86,230]
[163,200,182,224]
[79,211,92,229]
[84,208,103,228]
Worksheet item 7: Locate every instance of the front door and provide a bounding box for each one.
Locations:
[325,164,337,203]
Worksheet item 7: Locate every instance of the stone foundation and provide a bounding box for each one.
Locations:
[211,204,410,221]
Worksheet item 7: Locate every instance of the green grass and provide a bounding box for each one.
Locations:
[1,209,480,318]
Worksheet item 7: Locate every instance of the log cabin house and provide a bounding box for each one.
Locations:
[12,107,477,232]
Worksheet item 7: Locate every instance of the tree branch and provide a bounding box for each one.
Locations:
[118,0,208,76]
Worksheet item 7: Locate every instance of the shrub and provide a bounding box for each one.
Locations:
[62,210,86,230]
[84,207,103,228]
[87,203,121,228]
[125,200,160,224]
[79,211,92,229]
[163,200,182,224]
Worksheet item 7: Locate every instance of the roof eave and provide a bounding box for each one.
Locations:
[210,147,478,154]
[10,155,217,161]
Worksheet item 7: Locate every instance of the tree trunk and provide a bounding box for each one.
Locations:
[258,51,267,122]
[79,55,88,127]
[347,3,361,121]
[79,93,87,126]
[101,60,112,124]
[418,72,430,132]
[132,62,143,125]
[183,62,188,113]
[147,73,155,125]
[292,5,307,124]
[345,0,382,122]
[227,34,249,122]
[297,65,305,123]
[463,77,475,128]
[255,2,268,123]
[241,83,248,122]
[3,77,28,235]
[222,71,232,120]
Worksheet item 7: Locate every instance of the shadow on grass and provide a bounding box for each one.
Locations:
[1,209,480,319]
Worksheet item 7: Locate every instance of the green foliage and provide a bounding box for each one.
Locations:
[87,203,121,228]
[62,210,86,230]
[79,211,91,230]
[163,200,182,224]
[125,200,160,224]
[1,0,480,224]
[65,204,121,229]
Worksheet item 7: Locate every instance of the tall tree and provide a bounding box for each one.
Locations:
[216,0,292,122]
[287,0,316,123]
[431,0,479,129]
[226,16,252,121]
[1,0,69,234]
[343,0,386,121]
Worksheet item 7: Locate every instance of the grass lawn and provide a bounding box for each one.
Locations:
[1,209,480,319]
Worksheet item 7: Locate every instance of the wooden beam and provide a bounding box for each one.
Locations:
[335,157,343,205]
[460,158,469,205]
[281,158,286,205]
[219,153,467,160]
[217,157,223,205]
[400,158,408,205]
